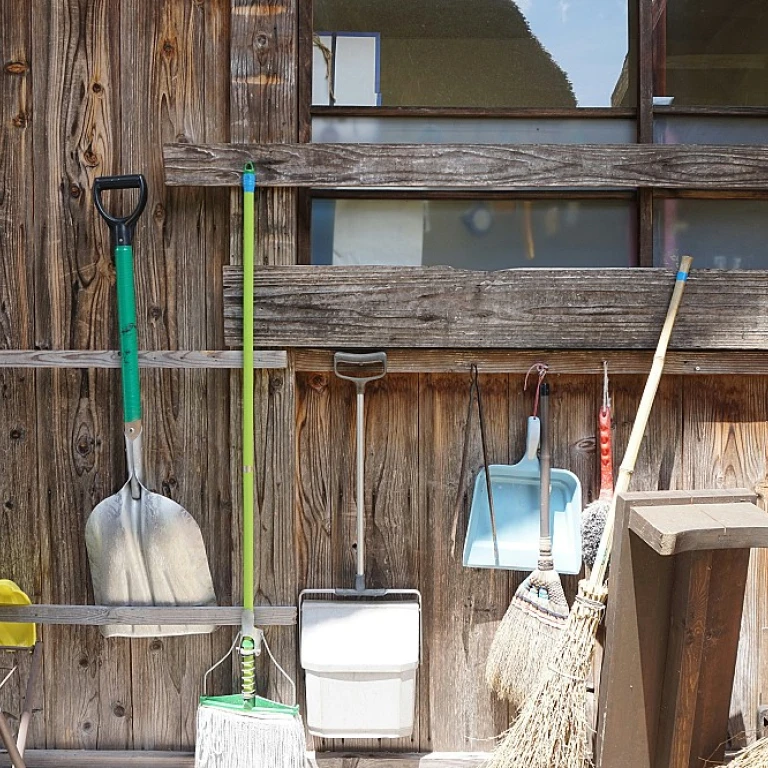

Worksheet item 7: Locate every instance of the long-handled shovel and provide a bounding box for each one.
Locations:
[85,174,216,638]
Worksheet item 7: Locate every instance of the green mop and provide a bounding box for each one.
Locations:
[194,163,306,768]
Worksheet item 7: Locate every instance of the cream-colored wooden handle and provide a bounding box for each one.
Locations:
[589,255,693,588]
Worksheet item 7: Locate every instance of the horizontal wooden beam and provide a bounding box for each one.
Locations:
[223,266,768,350]
[0,752,492,767]
[164,142,768,190]
[292,349,768,375]
[0,605,296,626]
[0,350,286,369]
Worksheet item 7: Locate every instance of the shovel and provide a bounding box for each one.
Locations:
[85,174,216,638]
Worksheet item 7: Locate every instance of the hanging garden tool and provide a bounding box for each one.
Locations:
[486,377,572,710]
[195,163,306,768]
[462,365,582,575]
[488,256,693,768]
[299,351,422,739]
[86,175,216,638]
[581,361,615,569]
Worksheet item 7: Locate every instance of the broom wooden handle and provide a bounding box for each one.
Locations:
[587,255,693,589]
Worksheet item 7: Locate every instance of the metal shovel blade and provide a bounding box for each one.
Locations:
[85,477,217,638]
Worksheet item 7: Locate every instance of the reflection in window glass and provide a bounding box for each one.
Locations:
[313,0,634,108]
[313,117,636,144]
[654,199,768,269]
[654,116,768,145]
[311,199,636,269]
[654,1,768,107]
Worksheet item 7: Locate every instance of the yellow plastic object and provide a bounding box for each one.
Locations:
[0,580,35,647]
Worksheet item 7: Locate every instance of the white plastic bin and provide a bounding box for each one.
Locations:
[300,600,420,738]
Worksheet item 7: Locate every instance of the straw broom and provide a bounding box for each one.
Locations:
[730,737,768,767]
[487,255,693,768]
[486,380,570,710]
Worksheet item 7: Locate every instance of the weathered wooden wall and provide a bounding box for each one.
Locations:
[1,0,768,758]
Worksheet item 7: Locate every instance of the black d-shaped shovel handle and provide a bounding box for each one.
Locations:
[93,175,148,247]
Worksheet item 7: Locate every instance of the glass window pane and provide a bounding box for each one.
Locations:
[654,199,768,269]
[313,116,636,144]
[313,1,635,108]
[654,116,768,144]
[654,1,768,107]
[312,199,636,268]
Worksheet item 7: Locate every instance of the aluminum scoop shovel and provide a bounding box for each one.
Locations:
[85,174,216,638]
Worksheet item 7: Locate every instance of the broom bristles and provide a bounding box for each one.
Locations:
[486,567,569,709]
[730,736,768,767]
[195,704,307,768]
[487,580,607,768]
[581,498,611,570]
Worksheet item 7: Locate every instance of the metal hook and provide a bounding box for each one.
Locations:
[602,360,611,411]
[524,362,549,417]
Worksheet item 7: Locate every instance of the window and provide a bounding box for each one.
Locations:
[312,198,636,268]
[313,0,635,108]
[653,0,768,108]
[654,199,768,269]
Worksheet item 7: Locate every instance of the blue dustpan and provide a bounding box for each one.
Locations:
[462,416,582,574]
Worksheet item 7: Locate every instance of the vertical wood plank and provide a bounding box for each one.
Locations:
[654,550,713,768]
[230,0,300,729]
[118,0,229,748]
[419,373,509,752]
[294,370,350,751]
[683,376,768,747]
[611,374,683,494]
[31,0,132,750]
[0,0,43,747]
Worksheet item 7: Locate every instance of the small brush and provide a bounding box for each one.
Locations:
[581,362,613,570]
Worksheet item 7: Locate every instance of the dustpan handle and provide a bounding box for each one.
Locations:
[539,383,552,552]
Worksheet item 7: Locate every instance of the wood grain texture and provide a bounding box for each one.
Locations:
[628,503,768,555]
[0,0,43,750]
[293,349,768,376]
[222,267,763,351]
[683,377,768,747]
[117,0,232,750]
[419,373,509,751]
[0,606,296,626]
[31,0,131,751]
[0,350,287,368]
[231,0,300,724]
[164,142,768,189]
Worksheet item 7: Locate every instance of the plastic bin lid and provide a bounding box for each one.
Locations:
[300,600,420,673]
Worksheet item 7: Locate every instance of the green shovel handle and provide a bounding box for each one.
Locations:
[93,175,148,424]
[114,244,141,423]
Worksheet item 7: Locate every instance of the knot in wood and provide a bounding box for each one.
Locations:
[12,112,28,128]
[309,373,327,392]
[69,183,81,199]
[112,704,126,718]
[91,82,103,94]
[150,639,163,651]
[9,428,23,441]
[82,148,99,167]
[4,61,28,75]
[162,39,176,58]
[256,32,269,48]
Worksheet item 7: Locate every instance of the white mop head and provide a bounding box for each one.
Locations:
[195,704,307,768]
